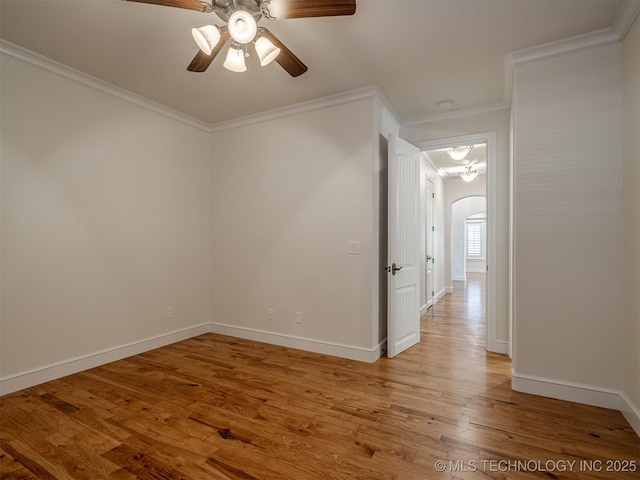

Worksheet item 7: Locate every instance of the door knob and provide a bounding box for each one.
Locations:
[385,263,404,275]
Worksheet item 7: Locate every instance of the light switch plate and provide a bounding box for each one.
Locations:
[348,241,360,255]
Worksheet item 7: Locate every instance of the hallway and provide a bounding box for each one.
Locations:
[422,272,487,350]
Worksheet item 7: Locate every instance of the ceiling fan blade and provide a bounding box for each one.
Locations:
[187,30,230,72]
[125,0,211,13]
[261,29,308,77]
[265,0,356,19]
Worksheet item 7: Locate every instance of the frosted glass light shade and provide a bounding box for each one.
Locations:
[223,46,247,72]
[192,25,221,55]
[255,36,281,66]
[447,145,474,161]
[228,10,257,44]
[460,170,478,182]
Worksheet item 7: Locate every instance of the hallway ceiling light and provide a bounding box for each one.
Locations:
[459,166,478,182]
[448,145,474,161]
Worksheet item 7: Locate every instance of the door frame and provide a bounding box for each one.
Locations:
[414,132,504,354]
[423,175,435,313]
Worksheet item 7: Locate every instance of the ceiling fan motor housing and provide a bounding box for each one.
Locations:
[212,0,264,22]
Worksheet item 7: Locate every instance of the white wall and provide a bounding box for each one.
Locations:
[403,110,509,348]
[621,13,640,433]
[0,53,212,385]
[445,181,487,284]
[209,99,378,357]
[511,42,623,406]
[451,197,486,281]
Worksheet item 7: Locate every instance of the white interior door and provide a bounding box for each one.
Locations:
[387,134,421,358]
[426,177,435,309]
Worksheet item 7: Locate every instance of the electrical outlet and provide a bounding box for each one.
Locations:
[295,311,303,324]
[166,306,174,319]
[267,308,275,321]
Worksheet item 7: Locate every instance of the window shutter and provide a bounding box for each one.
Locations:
[467,222,482,257]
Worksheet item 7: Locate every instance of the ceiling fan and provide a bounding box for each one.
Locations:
[125,0,357,76]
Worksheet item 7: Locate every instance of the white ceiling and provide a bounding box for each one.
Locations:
[0,0,626,126]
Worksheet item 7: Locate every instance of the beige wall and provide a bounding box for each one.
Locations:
[621,13,640,432]
[512,43,622,397]
[209,99,377,352]
[0,54,212,379]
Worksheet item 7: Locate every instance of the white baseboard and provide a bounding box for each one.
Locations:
[488,340,509,355]
[0,322,384,395]
[452,275,466,282]
[511,370,620,410]
[620,392,640,437]
[420,288,448,315]
[2,324,637,436]
[466,268,486,273]
[0,323,211,396]
[420,301,432,316]
[208,322,383,363]
[436,287,448,299]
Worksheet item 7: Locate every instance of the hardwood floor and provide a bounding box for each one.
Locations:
[2,275,638,479]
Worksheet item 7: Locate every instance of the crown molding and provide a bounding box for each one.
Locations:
[0,39,394,135]
[405,2,638,129]
[613,0,640,40]
[502,25,623,110]
[0,39,212,132]
[504,27,619,68]
[422,151,441,177]
[0,38,389,134]
[403,101,508,128]
[502,0,640,109]
[207,85,388,133]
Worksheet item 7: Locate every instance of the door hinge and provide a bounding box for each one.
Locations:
[432,290,435,297]
[432,193,435,198]
[432,226,435,232]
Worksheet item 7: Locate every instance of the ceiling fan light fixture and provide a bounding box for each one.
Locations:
[447,145,474,161]
[192,25,221,55]
[228,10,258,44]
[255,35,281,66]
[223,45,247,72]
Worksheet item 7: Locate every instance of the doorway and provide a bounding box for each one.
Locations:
[414,132,502,354]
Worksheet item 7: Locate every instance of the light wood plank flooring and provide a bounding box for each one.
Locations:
[2,274,639,479]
